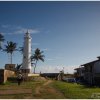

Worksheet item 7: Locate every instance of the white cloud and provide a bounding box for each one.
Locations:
[14,28,39,34]
[47,58,55,61]
[46,56,63,62]
[42,48,48,51]
[34,65,78,74]
[1,24,40,35]
[28,29,40,34]
[1,24,22,30]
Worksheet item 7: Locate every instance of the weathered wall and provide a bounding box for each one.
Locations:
[0,69,15,83]
[5,64,15,71]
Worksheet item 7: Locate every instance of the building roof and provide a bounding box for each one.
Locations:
[74,67,84,70]
[81,60,99,66]
[74,68,81,70]
[97,56,100,59]
[81,56,100,66]
[41,73,60,77]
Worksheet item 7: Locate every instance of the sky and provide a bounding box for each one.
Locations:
[0,1,100,74]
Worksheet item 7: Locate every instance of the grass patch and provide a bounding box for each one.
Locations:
[0,78,45,99]
[53,81,100,99]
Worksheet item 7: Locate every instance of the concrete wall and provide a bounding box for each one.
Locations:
[0,69,15,83]
[28,74,40,77]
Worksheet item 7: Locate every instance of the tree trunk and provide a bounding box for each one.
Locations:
[8,53,10,64]
[34,60,37,74]
[11,53,12,64]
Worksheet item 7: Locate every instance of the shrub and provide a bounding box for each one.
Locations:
[7,77,17,83]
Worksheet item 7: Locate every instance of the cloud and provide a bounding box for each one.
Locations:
[14,28,40,34]
[1,24,40,35]
[42,48,48,51]
[46,56,63,62]
[1,24,22,30]
[47,58,55,61]
[65,66,78,74]
[34,65,78,74]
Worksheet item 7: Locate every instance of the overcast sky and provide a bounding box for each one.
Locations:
[0,1,100,73]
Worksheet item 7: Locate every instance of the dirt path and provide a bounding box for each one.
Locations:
[0,89,32,95]
[34,80,65,99]
[43,80,52,86]
[35,80,52,95]
[0,79,65,99]
[35,86,41,95]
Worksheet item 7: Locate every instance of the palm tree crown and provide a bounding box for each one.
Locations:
[19,46,24,54]
[31,48,44,62]
[3,41,17,64]
[31,48,44,73]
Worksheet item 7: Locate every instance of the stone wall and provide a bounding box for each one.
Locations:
[5,64,15,71]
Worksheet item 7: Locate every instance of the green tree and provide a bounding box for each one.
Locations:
[0,33,5,50]
[31,48,44,74]
[15,63,22,74]
[3,41,17,64]
[19,47,24,54]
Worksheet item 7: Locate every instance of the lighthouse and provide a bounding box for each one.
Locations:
[21,31,32,73]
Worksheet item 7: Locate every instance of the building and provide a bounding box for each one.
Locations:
[0,32,33,83]
[21,31,32,73]
[75,56,100,85]
[40,73,63,80]
[0,69,15,83]
[81,57,100,85]
[0,64,15,83]
[74,67,85,81]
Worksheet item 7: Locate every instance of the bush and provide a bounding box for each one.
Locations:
[23,76,35,81]
[7,77,17,83]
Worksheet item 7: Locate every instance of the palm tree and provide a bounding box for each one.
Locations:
[19,46,24,54]
[16,64,22,71]
[31,48,44,74]
[15,63,22,74]
[3,41,17,64]
[0,33,5,50]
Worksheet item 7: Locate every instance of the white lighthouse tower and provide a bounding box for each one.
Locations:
[21,31,32,73]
